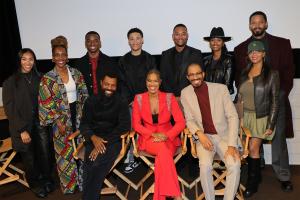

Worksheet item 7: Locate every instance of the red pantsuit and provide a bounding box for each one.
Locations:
[132,91,185,200]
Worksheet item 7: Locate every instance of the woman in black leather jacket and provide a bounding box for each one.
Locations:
[237,41,280,198]
[203,27,234,94]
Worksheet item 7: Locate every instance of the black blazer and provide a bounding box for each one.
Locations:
[160,45,203,96]
[2,72,40,151]
[74,51,119,96]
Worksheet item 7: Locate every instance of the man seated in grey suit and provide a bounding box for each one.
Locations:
[181,63,240,200]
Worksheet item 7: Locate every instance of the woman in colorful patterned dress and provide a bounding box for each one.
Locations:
[39,36,88,194]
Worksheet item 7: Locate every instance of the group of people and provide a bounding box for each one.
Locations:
[2,10,294,200]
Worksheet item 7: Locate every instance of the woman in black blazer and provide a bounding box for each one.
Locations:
[2,48,54,198]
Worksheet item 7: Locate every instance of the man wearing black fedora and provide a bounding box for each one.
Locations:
[234,11,294,194]
[203,27,234,95]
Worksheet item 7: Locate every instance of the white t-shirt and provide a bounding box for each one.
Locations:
[64,68,77,103]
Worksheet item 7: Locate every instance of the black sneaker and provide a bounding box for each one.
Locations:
[44,181,55,193]
[31,187,47,198]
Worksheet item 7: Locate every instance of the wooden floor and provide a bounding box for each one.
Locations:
[0,162,299,200]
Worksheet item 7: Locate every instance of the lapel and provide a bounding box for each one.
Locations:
[143,91,164,124]
[180,46,191,78]
[158,91,164,123]
[206,83,216,123]
[53,66,69,106]
[189,83,216,127]
[142,92,152,124]
[188,85,202,123]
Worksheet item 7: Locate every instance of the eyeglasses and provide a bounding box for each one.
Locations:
[187,72,203,78]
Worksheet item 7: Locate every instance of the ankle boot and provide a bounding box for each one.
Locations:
[244,157,261,198]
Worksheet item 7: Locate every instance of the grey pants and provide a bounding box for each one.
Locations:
[271,90,291,181]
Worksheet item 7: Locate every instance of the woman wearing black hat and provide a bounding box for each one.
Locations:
[203,27,234,94]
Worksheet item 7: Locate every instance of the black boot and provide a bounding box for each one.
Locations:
[244,157,261,198]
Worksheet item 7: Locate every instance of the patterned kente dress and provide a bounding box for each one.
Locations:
[39,65,88,194]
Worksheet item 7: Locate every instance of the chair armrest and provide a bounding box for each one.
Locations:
[73,142,85,160]
[68,130,81,140]
[185,128,197,158]
[120,131,130,156]
[240,126,251,159]
[181,128,189,155]
[129,131,139,157]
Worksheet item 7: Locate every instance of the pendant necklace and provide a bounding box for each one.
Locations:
[24,72,33,84]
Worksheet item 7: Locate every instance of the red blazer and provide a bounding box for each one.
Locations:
[132,91,185,150]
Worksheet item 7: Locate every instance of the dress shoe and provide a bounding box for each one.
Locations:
[44,181,55,193]
[244,188,257,198]
[281,181,293,192]
[31,187,47,198]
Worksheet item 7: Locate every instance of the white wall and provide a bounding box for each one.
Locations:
[15,0,300,59]
[264,79,300,165]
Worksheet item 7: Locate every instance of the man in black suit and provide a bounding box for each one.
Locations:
[75,31,118,96]
[160,24,203,178]
[160,24,203,98]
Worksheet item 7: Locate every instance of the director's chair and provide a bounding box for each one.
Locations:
[129,128,190,200]
[187,126,251,200]
[68,130,131,200]
[0,107,29,187]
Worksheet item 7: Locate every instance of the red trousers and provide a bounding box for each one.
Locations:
[144,140,181,200]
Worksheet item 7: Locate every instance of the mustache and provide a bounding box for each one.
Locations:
[191,78,201,82]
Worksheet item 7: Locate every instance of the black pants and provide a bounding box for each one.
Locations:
[20,121,53,189]
[70,102,77,132]
[82,142,121,200]
[19,146,40,189]
[35,123,54,183]
[271,90,291,181]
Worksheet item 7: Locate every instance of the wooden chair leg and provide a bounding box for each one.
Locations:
[140,183,154,200]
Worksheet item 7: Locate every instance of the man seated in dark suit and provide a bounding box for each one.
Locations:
[80,68,131,200]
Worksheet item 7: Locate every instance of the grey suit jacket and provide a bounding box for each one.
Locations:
[181,82,239,147]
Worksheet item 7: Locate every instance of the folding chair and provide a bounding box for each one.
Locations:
[129,128,190,200]
[187,126,251,200]
[0,107,29,187]
[68,130,131,200]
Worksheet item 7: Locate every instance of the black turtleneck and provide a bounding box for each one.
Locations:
[80,91,131,144]
[19,71,40,119]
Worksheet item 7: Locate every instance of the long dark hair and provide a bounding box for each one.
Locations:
[15,48,40,85]
[240,56,271,84]
[211,39,228,60]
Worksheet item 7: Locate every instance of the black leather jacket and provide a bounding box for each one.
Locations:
[204,53,234,94]
[237,69,280,130]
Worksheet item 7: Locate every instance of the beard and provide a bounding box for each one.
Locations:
[251,28,266,37]
[103,89,115,97]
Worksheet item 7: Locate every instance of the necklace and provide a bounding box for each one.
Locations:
[23,72,33,84]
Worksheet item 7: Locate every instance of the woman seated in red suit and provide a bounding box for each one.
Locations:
[132,69,185,200]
